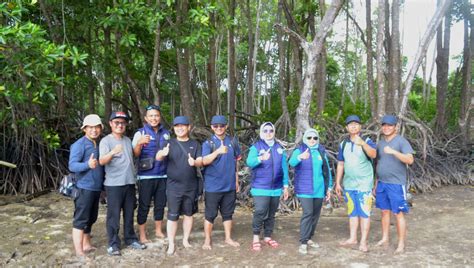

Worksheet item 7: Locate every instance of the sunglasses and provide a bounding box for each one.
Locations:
[212,124,226,129]
[263,129,274,133]
[306,136,318,141]
[146,104,160,111]
[112,121,127,126]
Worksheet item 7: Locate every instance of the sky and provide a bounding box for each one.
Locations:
[332,0,464,83]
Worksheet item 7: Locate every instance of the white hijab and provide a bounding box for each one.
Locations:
[259,122,275,146]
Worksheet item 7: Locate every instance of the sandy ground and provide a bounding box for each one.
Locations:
[0,185,472,267]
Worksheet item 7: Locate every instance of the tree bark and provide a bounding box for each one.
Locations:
[434,0,452,133]
[227,0,237,133]
[149,13,161,105]
[207,12,219,118]
[376,0,386,119]
[459,8,473,146]
[87,27,95,114]
[103,27,112,120]
[388,0,401,113]
[365,0,376,118]
[398,0,453,117]
[316,0,327,116]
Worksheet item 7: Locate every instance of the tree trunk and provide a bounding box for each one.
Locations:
[316,0,327,116]
[376,0,386,118]
[207,12,218,118]
[389,0,401,113]
[434,0,452,133]
[384,0,393,114]
[459,9,473,146]
[87,27,95,114]
[398,0,453,117]
[227,0,237,133]
[366,0,376,119]
[103,27,112,120]
[149,15,161,105]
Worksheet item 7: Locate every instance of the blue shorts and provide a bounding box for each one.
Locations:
[343,190,373,218]
[375,181,409,214]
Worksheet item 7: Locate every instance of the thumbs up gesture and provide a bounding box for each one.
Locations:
[259,149,271,161]
[110,144,123,155]
[188,153,196,166]
[299,148,310,160]
[216,140,228,155]
[88,153,98,169]
[156,143,170,160]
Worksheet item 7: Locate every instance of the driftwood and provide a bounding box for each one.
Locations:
[0,161,16,169]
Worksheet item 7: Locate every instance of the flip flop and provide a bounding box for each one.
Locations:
[264,239,279,248]
[251,242,262,252]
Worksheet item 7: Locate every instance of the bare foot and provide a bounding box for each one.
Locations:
[183,240,192,249]
[339,239,358,248]
[375,239,389,248]
[202,242,212,250]
[167,244,175,256]
[359,243,369,252]
[76,254,92,263]
[83,246,97,253]
[394,246,405,254]
[155,232,166,239]
[225,239,240,247]
[140,238,152,244]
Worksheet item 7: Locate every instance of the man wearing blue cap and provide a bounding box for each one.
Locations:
[201,115,241,250]
[335,115,376,252]
[99,111,146,256]
[155,115,203,255]
[132,104,170,243]
[374,115,414,254]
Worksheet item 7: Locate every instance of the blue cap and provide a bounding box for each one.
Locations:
[109,111,130,121]
[381,115,398,125]
[173,116,190,125]
[210,115,227,125]
[345,115,361,125]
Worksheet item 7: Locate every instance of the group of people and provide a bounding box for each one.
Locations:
[69,104,414,261]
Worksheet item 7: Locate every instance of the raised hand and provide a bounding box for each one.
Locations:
[156,143,170,159]
[259,148,271,161]
[299,148,310,160]
[111,144,123,155]
[139,133,151,146]
[383,145,396,155]
[188,153,195,166]
[216,140,228,155]
[353,135,365,146]
[88,153,98,169]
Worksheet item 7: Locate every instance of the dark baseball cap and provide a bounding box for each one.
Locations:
[210,115,227,125]
[345,115,361,125]
[109,111,130,121]
[381,115,398,125]
[173,116,190,125]
[146,104,161,111]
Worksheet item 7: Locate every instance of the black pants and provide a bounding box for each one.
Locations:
[73,188,101,234]
[204,191,236,224]
[299,197,323,244]
[105,185,138,249]
[252,196,280,237]
[137,178,167,225]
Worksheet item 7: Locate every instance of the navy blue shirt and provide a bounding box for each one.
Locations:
[69,136,104,191]
[202,135,241,192]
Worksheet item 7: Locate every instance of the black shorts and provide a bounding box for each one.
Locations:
[166,189,196,221]
[73,188,101,233]
[204,191,236,223]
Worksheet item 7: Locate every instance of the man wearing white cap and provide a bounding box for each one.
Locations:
[69,114,105,260]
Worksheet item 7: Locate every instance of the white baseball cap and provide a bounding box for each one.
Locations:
[81,114,103,129]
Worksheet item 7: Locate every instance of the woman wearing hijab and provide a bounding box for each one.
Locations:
[289,128,332,254]
[246,122,289,252]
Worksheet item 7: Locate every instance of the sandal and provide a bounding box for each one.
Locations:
[264,239,279,248]
[251,242,262,252]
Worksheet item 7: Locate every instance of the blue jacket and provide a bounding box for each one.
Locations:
[137,123,170,177]
[251,140,284,190]
[69,136,104,191]
[293,144,331,195]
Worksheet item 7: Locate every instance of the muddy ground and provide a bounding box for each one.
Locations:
[0,185,472,267]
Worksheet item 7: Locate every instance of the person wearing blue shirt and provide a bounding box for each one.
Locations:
[68,114,105,260]
[246,122,289,252]
[289,128,332,255]
[132,104,171,243]
[201,115,241,250]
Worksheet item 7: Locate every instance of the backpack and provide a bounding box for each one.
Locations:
[207,136,239,158]
[58,173,77,198]
[341,136,374,168]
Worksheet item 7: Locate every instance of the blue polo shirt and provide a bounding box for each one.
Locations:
[69,136,104,191]
[202,135,241,193]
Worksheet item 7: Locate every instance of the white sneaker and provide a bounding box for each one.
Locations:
[299,244,308,254]
[308,240,320,249]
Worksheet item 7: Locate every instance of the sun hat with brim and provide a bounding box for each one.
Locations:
[173,116,190,125]
[109,111,130,121]
[210,115,227,125]
[81,114,103,129]
[381,115,398,125]
[345,115,361,125]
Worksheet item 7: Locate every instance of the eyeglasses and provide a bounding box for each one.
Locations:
[212,124,226,129]
[112,121,127,126]
[263,129,274,133]
[306,136,318,141]
[146,104,160,111]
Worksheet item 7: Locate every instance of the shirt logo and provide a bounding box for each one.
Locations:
[277,148,283,154]
[163,134,170,140]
